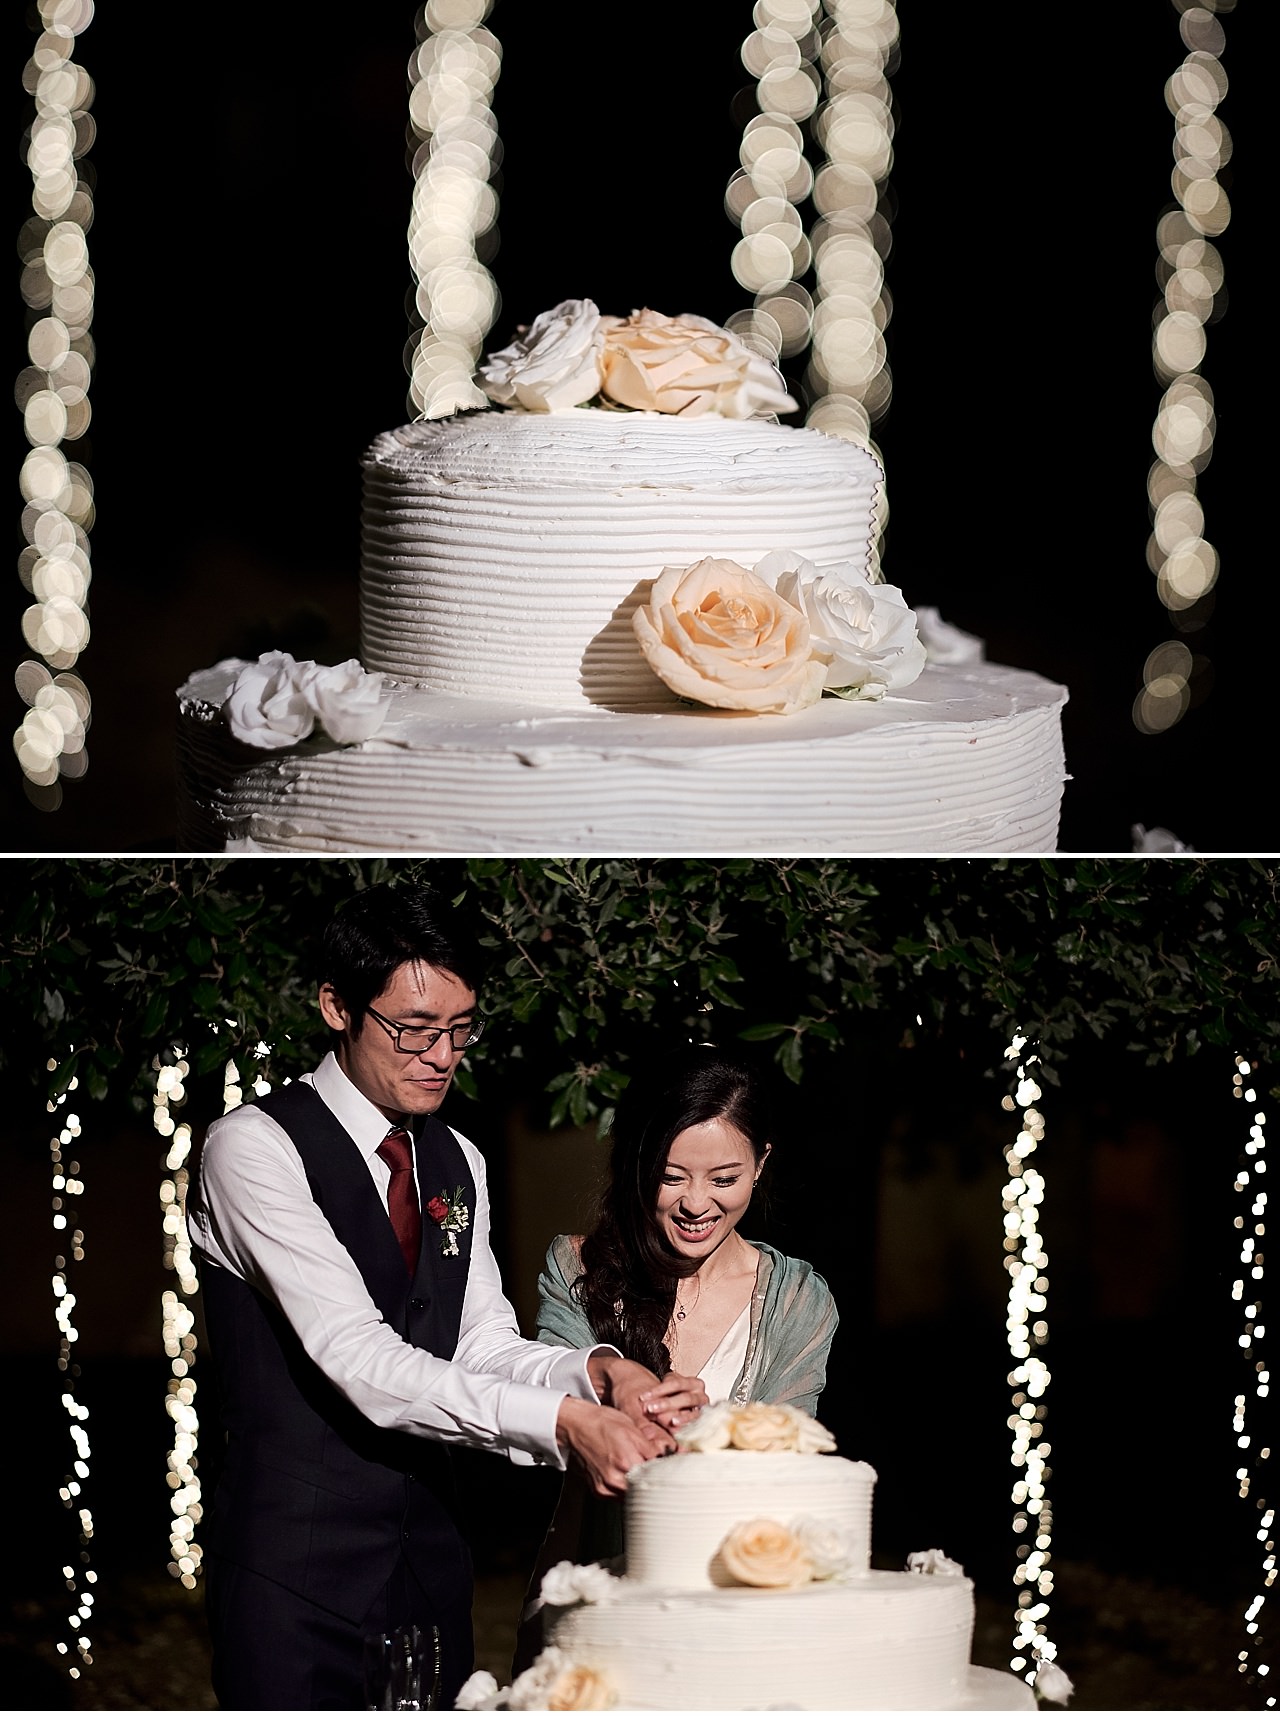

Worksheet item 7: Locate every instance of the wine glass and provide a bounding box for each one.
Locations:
[363,1623,441,1710]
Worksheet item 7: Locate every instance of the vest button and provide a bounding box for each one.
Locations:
[410,1297,427,1310]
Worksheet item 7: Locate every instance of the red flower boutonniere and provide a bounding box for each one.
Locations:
[428,1185,469,1257]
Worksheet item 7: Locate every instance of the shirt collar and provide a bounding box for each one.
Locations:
[312,1050,407,1163]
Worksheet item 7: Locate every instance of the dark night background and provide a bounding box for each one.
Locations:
[1,872,1272,1708]
[4,2,1271,857]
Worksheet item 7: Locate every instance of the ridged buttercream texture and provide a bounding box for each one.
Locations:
[176,661,1068,855]
[540,1448,1036,1710]
[359,410,883,707]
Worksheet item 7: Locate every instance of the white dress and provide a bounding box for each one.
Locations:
[696,1303,751,1403]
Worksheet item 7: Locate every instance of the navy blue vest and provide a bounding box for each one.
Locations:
[199,1082,479,1624]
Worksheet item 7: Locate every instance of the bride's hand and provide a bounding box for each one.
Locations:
[588,1354,707,1428]
[638,1368,708,1430]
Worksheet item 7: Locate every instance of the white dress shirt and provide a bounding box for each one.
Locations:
[189,1051,607,1469]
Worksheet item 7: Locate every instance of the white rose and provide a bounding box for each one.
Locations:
[766,551,926,698]
[915,605,985,665]
[507,1649,577,1711]
[633,557,824,715]
[906,1547,966,1578]
[455,1671,502,1711]
[1034,1660,1075,1704]
[298,658,392,743]
[478,299,605,412]
[600,308,796,419]
[675,1402,734,1451]
[792,1515,857,1580]
[1131,823,1194,853]
[224,652,316,749]
[538,1561,618,1608]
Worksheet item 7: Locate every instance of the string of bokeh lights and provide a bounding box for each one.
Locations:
[46,1057,96,1677]
[406,0,502,419]
[1231,1055,1273,1703]
[1000,1033,1063,1692]
[1135,0,1233,738]
[14,0,96,813]
[156,1044,275,1591]
[726,0,898,579]
[155,1049,203,1590]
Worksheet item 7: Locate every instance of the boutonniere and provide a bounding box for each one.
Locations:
[425,1185,470,1257]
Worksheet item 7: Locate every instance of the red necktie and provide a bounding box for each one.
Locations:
[377,1126,422,1276]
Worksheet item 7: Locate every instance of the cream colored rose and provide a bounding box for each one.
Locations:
[791,1412,838,1455]
[717,1518,814,1588]
[298,658,392,743]
[479,299,605,412]
[633,558,824,715]
[546,1666,615,1711]
[599,308,796,418]
[726,1402,804,1451]
[765,551,927,699]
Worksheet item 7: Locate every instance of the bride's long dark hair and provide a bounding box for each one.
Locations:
[574,1045,774,1376]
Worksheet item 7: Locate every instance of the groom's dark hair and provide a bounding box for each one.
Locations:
[321,883,483,1034]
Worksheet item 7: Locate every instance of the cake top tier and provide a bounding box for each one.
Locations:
[362,406,875,493]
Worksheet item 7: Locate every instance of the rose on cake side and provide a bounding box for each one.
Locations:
[632,554,926,714]
[716,1517,814,1589]
[456,1647,615,1712]
[221,652,392,750]
[764,549,927,701]
[906,1547,966,1578]
[476,298,796,420]
[632,558,826,715]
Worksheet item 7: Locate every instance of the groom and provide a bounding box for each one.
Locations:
[189,882,689,1710]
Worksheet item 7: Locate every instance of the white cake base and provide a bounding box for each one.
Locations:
[175,660,1068,854]
[544,1573,1036,1710]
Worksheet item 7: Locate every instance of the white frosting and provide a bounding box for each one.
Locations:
[624,1449,873,1589]
[359,410,883,708]
[175,660,1068,854]
[548,1572,978,1711]
[537,1445,1036,1711]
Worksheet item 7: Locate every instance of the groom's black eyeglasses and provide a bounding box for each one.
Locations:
[365,1007,486,1054]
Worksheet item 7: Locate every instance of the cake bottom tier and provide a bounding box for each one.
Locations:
[175,661,1068,855]
[544,1572,1035,1710]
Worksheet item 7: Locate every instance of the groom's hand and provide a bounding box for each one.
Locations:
[555,1396,675,1497]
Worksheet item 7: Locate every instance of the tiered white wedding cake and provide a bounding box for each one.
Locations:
[176,302,1068,853]
[457,1403,1057,1711]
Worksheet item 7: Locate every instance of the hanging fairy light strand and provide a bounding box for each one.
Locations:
[406,0,503,420]
[1229,1054,1273,1703]
[154,1048,204,1590]
[1135,0,1234,737]
[1000,1033,1066,1697]
[14,0,96,812]
[725,0,898,578]
[158,1041,278,1586]
[46,1055,96,1679]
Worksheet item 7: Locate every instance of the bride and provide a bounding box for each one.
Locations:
[513,1042,839,1669]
